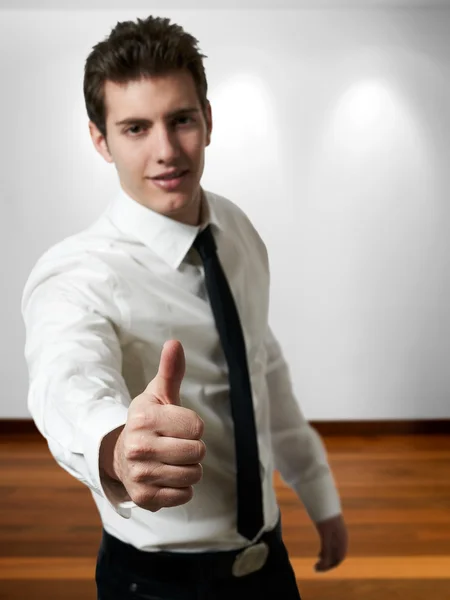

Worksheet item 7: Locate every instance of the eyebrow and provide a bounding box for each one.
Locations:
[115,107,200,128]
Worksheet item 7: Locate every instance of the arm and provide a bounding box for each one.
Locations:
[265,326,342,523]
[21,256,134,517]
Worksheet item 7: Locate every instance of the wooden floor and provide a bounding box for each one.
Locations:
[1,432,449,599]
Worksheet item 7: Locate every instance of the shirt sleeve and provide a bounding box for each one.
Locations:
[265,326,342,523]
[21,253,136,518]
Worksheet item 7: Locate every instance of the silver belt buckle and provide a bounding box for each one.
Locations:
[232,541,269,577]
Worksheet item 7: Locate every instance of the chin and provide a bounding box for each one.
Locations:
[159,192,191,212]
[159,184,200,207]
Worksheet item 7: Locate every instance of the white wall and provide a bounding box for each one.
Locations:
[2,8,450,419]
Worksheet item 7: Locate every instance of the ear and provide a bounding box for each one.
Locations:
[205,101,213,147]
[88,121,114,164]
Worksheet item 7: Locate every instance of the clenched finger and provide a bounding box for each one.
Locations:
[148,463,203,488]
[151,437,206,465]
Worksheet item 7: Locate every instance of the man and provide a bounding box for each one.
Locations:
[21,15,348,600]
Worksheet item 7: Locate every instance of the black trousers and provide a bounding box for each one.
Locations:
[95,519,302,600]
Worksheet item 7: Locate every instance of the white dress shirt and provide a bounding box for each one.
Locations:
[21,187,341,552]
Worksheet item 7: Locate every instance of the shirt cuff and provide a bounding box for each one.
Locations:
[80,400,136,518]
[290,472,342,523]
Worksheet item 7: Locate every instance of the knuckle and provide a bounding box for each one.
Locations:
[128,462,148,483]
[143,408,160,430]
[192,464,203,484]
[184,440,205,463]
[152,487,173,507]
[123,432,158,463]
[131,405,159,430]
[131,487,154,508]
[189,414,204,439]
[155,486,194,508]
[196,440,206,461]
[124,442,143,461]
[188,439,206,463]
[128,409,146,426]
[184,486,194,503]
[180,467,195,486]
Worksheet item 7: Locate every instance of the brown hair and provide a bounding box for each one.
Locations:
[83,15,208,139]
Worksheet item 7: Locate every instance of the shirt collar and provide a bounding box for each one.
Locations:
[107,186,220,270]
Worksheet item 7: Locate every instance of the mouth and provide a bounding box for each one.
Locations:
[150,169,189,191]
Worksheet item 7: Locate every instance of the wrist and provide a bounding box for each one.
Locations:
[99,424,125,482]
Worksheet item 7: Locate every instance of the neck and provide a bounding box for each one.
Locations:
[178,188,203,227]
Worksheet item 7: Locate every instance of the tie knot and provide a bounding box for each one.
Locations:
[193,225,217,261]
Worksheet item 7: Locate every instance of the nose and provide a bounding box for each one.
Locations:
[152,123,181,164]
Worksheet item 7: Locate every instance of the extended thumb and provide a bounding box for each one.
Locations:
[153,340,186,404]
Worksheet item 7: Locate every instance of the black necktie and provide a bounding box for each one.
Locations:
[193,225,264,540]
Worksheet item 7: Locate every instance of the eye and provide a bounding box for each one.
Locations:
[125,125,146,136]
[174,115,194,126]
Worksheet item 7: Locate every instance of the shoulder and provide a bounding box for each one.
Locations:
[204,189,268,254]
[205,189,252,226]
[21,216,120,311]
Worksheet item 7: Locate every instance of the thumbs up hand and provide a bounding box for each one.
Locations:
[104,340,206,512]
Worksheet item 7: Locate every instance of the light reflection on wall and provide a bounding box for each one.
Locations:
[203,72,284,231]
[300,76,440,416]
[208,73,274,149]
[328,79,422,160]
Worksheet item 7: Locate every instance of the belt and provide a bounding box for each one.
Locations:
[100,517,282,582]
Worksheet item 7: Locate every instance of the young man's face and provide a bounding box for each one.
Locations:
[89,70,212,226]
